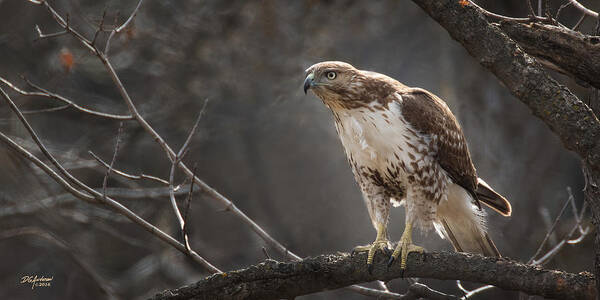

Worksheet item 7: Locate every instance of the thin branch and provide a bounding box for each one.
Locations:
[102,122,124,199]
[377,280,391,293]
[468,1,531,22]
[0,132,95,203]
[91,8,107,47]
[528,187,591,265]
[0,76,133,120]
[182,164,197,252]
[105,0,144,55]
[34,24,68,40]
[457,280,494,299]
[533,202,589,265]
[168,102,208,252]
[567,0,599,18]
[555,2,572,21]
[527,190,571,264]
[89,151,170,186]
[572,13,587,31]
[527,0,537,17]
[0,185,202,219]
[22,104,71,114]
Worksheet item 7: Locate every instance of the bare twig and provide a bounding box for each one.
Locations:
[89,151,170,186]
[572,13,587,31]
[527,190,572,264]
[168,101,208,252]
[0,76,133,120]
[261,247,272,260]
[527,0,537,17]
[22,104,71,114]
[567,0,599,18]
[91,8,107,47]
[377,280,391,293]
[533,204,589,265]
[34,24,68,40]
[457,280,494,299]
[555,2,572,21]
[105,0,144,55]
[103,122,124,199]
[0,185,202,219]
[182,164,197,251]
[468,1,532,22]
[0,131,95,203]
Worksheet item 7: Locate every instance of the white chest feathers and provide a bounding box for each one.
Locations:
[333,100,430,176]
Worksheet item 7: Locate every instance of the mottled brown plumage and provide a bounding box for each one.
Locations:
[399,90,478,205]
[303,61,511,268]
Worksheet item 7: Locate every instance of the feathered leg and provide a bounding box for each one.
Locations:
[388,192,426,269]
[352,190,391,273]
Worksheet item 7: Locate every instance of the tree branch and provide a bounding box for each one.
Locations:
[150,251,595,300]
[498,21,600,90]
[567,0,599,18]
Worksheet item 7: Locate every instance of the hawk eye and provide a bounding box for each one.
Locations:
[326,71,337,80]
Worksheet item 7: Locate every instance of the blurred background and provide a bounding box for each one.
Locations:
[0,0,596,299]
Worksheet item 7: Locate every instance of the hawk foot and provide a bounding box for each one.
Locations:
[388,222,425,269]
[387,235,424,269]
[352,239,391,274]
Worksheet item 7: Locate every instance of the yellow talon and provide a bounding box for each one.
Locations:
[388,222,424,269]
[352,223,390,273]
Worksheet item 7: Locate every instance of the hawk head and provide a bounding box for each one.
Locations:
[303,61,401,109]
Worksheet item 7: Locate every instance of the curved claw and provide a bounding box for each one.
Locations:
[389,242,424,269]
[387,256,395,268]
[353,239,390,273]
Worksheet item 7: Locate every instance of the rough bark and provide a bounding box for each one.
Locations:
[498,21,600,90]
[150,251,594,300]
[411,0,600,294]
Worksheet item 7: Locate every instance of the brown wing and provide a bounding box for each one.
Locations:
[397,88,479,204]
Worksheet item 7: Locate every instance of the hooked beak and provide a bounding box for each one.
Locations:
[303,73,314,94]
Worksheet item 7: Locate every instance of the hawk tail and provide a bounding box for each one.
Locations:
[476,178,512,217]
[435,183,501,257]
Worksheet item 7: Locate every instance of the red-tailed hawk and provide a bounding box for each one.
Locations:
[303,61,511,272]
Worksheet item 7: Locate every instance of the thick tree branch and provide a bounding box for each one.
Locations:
[498,21,600,90]
[150,251,595,300]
